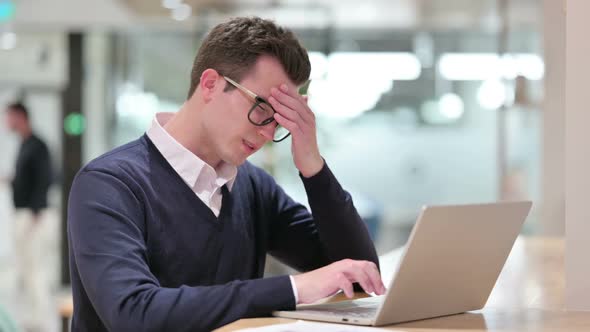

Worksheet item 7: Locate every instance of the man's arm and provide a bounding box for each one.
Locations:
[68,170,295,331]
[302,162,379,264]
[29,143,52,215]
[267,84,386,303]
[258,161,384,303]
[260,162,378,269]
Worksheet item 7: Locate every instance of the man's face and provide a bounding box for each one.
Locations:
[4,109,21,132]
[203,55,297,166]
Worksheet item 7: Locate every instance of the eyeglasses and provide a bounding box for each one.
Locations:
[223,76,290,142]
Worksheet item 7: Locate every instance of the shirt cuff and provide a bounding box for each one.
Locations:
[289,275,299,304]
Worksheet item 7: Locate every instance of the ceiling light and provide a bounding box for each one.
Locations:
[1,32,16,50]
[328,52,421,81]
[162,0,182,9]
[477,79,506,109]
[439,53,544,81]
[171,3,191,21]
[439,93,464,119]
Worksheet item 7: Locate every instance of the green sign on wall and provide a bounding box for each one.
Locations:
[64,113,86,136]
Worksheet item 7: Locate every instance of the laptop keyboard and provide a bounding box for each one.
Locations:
[298,296,382,318]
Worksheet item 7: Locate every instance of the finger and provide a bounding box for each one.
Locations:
[273,86,315,124]
[298,95,315,121]
[268,96,305,125]
[274,113,301,137]
[355,261,384,295]
[337,259,373,294]
[336,273,355,298]
[269,90,313,126]
[368,263,387,295]
[344,266,374,295]
[357,263,378,295]
[288,87,316,124]
[271,87,304,114]
[344,260,384,295]
[361,262,382,295]
[363,261,386,295]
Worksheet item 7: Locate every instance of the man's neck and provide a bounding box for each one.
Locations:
[163,103,222,169]
[19,126,32,140]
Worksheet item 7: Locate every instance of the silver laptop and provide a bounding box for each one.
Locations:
[273,201,532,326]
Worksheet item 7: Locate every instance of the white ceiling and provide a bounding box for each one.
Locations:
[8,0,541,31]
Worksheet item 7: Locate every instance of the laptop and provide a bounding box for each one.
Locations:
[273,201,532,326]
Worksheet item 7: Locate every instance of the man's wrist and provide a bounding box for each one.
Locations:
[299,156,324,178]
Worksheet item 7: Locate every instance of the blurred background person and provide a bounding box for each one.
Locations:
[4,102,52,332]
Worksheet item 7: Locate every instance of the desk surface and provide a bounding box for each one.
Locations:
[216,236,590,331]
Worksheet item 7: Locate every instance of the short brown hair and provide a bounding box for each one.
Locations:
[6,102,29,119]
[187,17,311,99]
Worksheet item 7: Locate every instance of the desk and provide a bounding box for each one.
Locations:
[216,236,590,331]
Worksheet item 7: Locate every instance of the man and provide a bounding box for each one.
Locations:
[68,17,385,331]
[4,102,52,331]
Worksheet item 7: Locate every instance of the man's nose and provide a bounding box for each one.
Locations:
[257,123,276,141]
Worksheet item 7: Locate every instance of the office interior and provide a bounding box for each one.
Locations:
[0,0,587,331]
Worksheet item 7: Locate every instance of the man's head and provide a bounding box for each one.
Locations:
[186,17,311,166]
[187,17,310,99]
[5,102,30,134]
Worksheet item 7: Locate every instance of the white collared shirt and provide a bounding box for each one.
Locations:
[147,112,237,217]
[146,112,300,303]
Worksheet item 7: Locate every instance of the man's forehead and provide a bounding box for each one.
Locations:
[240,76,296,101]
[246,56,297,87]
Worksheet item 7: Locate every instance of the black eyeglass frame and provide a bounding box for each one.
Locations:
[223,76,291,143]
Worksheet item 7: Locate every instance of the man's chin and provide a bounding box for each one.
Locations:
[223,145,259,166]
[224,154,248,167]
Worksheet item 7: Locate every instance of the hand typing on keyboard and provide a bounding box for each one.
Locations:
[292,259,386,304]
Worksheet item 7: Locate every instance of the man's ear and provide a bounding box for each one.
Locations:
[199,69,222,102]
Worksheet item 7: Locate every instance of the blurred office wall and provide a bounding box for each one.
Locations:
[0,0,545,254]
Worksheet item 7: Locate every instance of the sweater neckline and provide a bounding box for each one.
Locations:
[141,134,234,228]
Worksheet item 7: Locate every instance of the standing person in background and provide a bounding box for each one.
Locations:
[4,102,52,332]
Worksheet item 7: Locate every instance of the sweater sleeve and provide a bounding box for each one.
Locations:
[262,161,379,272]
[68,170,295,332]
[29,142,52,214]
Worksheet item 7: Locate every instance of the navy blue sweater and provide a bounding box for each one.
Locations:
[68,135,378,331]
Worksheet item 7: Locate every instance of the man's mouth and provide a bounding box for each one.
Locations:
[242,139,258,153]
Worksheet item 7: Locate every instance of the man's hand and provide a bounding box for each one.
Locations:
[292,259,387,304]
[269,84,324,178]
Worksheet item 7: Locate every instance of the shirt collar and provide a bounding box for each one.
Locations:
[146,112,237,191]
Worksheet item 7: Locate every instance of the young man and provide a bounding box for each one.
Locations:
[4,102,52,331]
[68,17,385,331]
